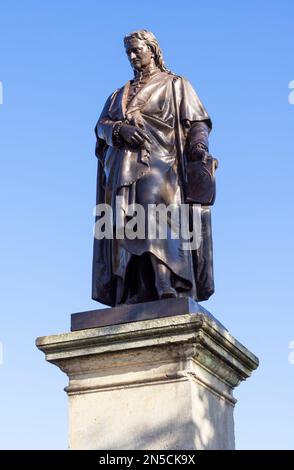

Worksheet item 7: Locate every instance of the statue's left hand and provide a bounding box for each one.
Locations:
[190,143,208,162]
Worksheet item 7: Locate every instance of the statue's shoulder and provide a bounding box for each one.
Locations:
[110,81,130,97]
[170,74,190,84]
[163,72,188,86]
[160,71,180,80]
[169,75,197,95]
[109,87,120,99]
[105,85,125,106]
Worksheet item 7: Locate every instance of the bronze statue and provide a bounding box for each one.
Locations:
[92,30,217,306]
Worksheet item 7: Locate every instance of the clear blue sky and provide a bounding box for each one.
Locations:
[0,0,293,449]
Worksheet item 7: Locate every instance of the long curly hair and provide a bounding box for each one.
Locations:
[124,30,170,73]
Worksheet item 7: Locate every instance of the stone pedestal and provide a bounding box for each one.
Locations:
[36,300,258,450]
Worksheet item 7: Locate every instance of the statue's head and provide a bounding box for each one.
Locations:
[124,29,168,73]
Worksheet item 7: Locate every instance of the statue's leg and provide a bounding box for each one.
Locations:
[150,254,177,300]
[118,253,157,304]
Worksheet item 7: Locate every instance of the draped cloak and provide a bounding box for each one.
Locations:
[92,71,214,306]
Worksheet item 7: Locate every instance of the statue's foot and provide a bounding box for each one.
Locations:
[159,287,177,300]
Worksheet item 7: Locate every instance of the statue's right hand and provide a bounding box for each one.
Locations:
[119,123,151,147]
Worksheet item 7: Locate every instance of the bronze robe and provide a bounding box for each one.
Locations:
[92,71,214,306]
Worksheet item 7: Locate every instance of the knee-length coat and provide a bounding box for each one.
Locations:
[92,70,214,306]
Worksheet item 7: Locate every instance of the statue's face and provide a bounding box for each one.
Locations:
[125,38,153,71]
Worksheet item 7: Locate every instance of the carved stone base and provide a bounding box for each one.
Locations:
[36,302,258,449]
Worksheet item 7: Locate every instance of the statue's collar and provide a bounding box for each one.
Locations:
[121,71,169,118]
[132,65,161,83]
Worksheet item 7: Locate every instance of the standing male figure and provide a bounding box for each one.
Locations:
[92,30,215,306]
